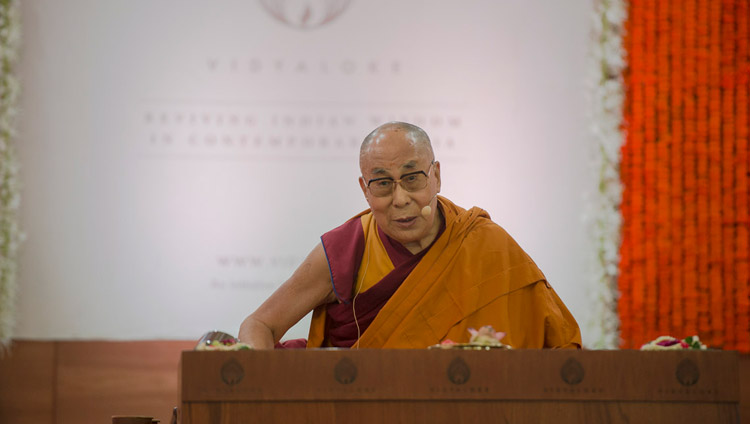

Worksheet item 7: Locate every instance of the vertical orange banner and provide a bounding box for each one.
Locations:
[619,0,749,351]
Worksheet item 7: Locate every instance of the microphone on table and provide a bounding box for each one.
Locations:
[421,194,438,218]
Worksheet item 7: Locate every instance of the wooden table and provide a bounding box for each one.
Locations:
[179,349,739,423]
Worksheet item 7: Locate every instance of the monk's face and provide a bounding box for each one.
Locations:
[358,129,441,250]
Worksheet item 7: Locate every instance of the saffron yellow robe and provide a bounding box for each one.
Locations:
[308,196,581,349]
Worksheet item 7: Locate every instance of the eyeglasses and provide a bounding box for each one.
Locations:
[365,162,434,198]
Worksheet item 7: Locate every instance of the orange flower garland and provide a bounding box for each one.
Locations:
[619,0,750,351]
[682,0,699,341]
[655,0,670,336]
[642,0,657,344]
[668,0,684,332]
[694,0,710,341]
[720,0,735,349]
[736,0,750,352]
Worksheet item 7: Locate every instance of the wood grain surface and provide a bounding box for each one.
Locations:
[0,340,193,424]
[179,349,740,424]
[1,342,749,424]
[0,341,55,423]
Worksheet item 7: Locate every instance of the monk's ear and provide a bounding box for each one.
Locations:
[358,176,370,201]
[434,161,441,193]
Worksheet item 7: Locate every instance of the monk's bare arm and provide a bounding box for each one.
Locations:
[238,243,335,349]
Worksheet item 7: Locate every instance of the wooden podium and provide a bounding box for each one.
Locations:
[179,349,739,423]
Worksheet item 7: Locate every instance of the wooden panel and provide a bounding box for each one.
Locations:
[180,349,739,402]
[1,343,747,424]
[181,400,739,424]
[0,341,56,424]
[56,340,193,424]
[180,350,740,424]
[741,354,750,424]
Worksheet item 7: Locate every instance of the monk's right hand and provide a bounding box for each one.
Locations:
[237,243,335,349]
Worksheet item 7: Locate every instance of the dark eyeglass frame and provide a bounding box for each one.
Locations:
[365,161,434,197]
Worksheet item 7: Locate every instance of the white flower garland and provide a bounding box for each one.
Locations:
[0,0,22,348]
[586,0,627,348]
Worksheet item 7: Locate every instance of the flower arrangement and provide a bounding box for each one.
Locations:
[431,325,511,349]
[0,0,22,349]
[195,330,253,351]
[467,325,507,347]
[640,335,707,351]
[195,338,253,351]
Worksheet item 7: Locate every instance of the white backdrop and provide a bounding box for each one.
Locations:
[16,0,596,343]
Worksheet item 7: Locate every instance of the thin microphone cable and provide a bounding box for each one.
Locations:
[351,244,371,350]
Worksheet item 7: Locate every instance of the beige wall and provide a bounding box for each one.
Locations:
[16,0,597,344]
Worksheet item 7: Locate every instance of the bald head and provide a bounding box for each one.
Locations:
[359,122,434,170]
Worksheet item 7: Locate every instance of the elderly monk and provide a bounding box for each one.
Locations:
[239,122,581,349]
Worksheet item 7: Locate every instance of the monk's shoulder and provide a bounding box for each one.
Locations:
[462,215,521,247]
[454,206,514,241]
[457,216,537,267]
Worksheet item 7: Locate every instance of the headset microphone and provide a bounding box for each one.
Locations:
[421,194,438,218]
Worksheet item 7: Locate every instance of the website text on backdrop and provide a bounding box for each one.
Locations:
[238,122,581,349]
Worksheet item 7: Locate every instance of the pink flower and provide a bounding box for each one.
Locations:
[656,338,680,347]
